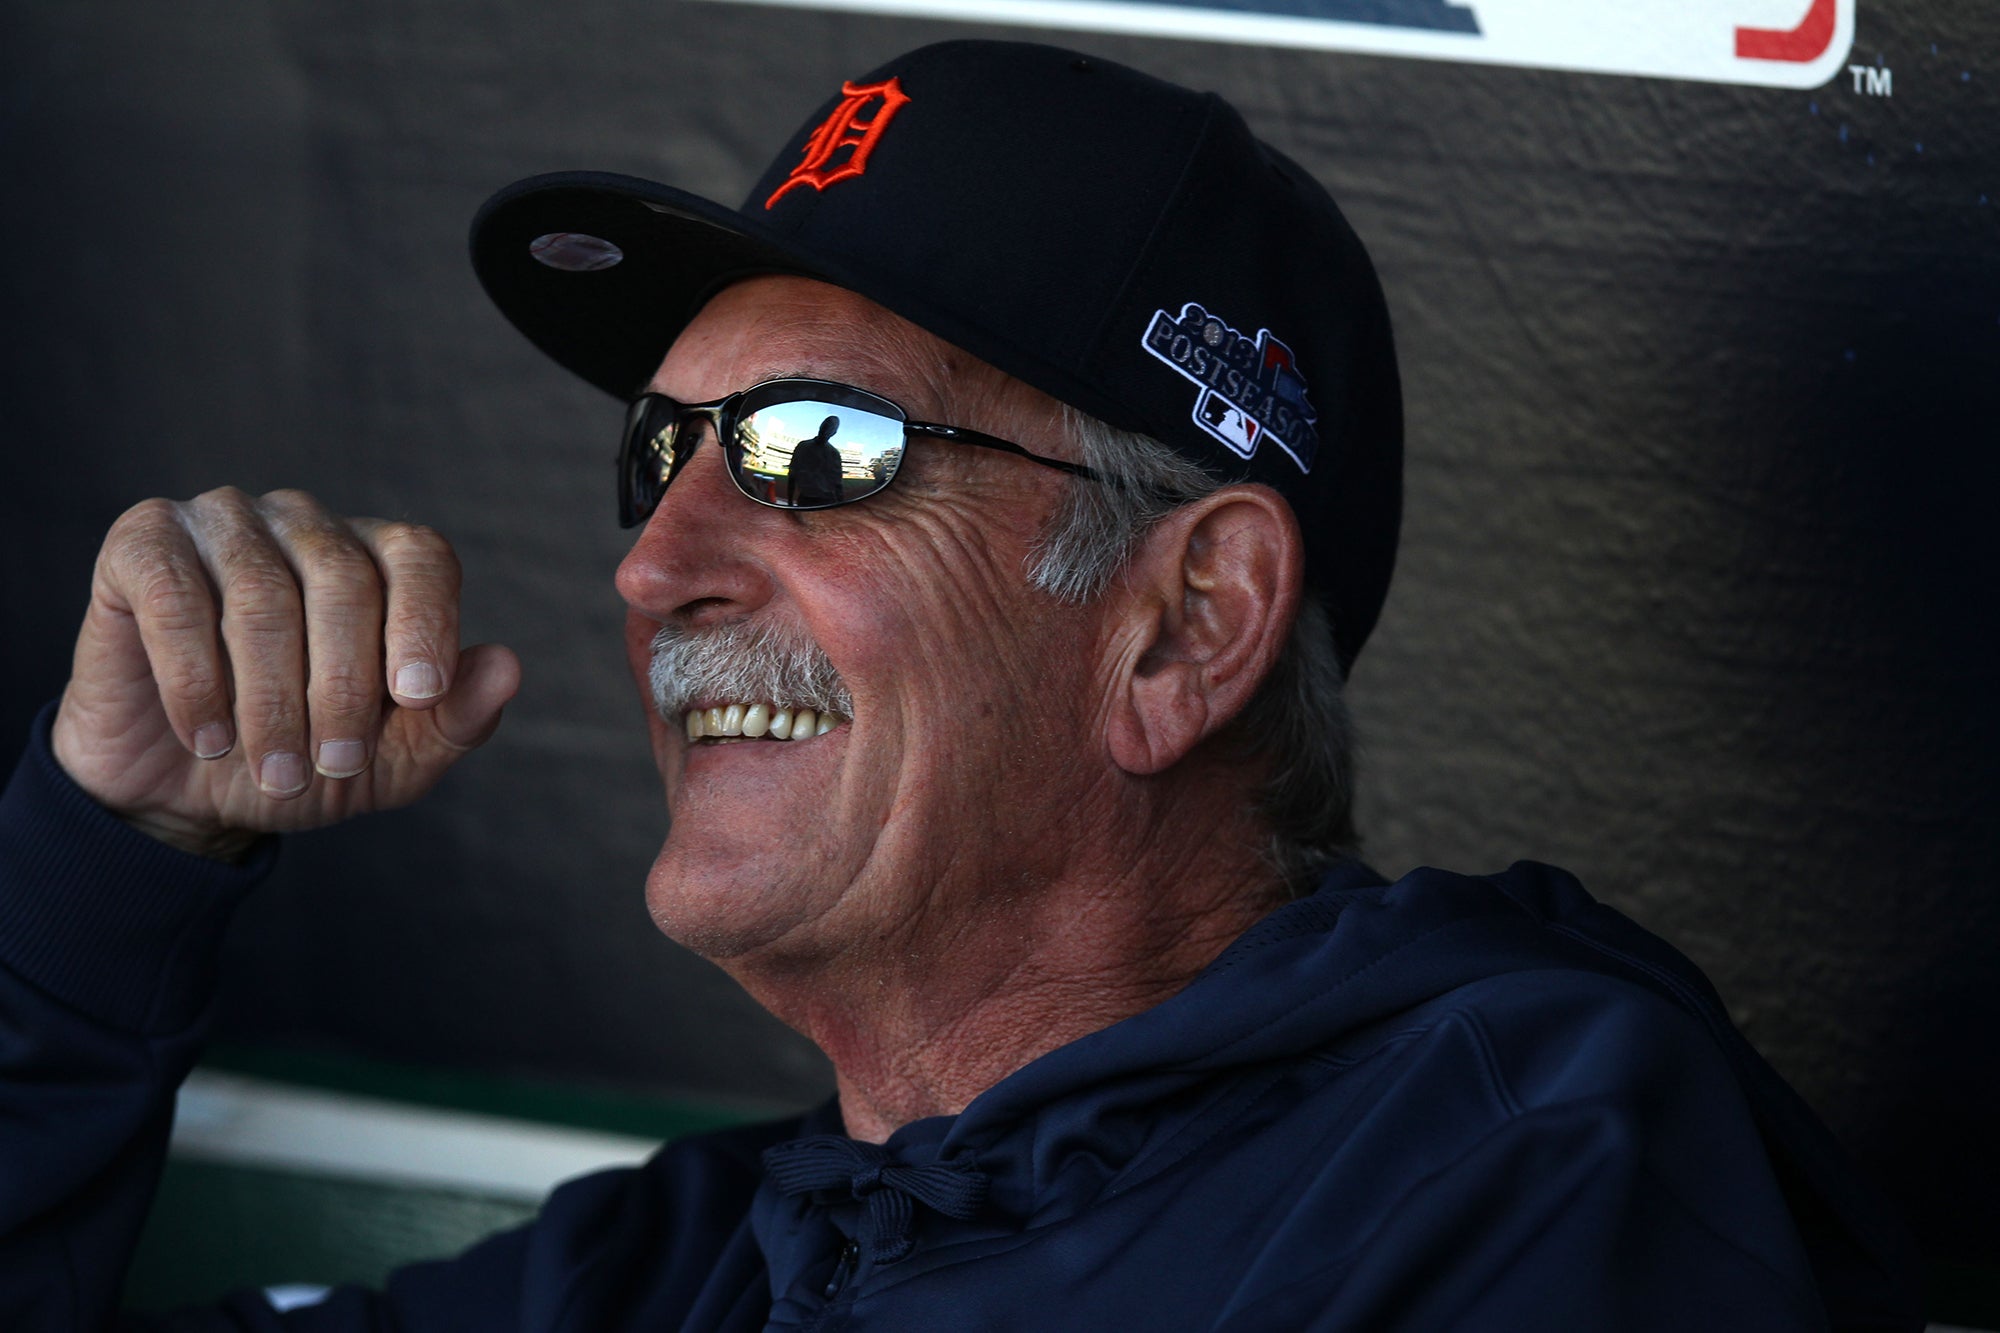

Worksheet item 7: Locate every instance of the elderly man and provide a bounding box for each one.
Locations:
[0,40,1918,1331]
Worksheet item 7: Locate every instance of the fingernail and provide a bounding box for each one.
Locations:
[316,739,368,778]
[193,722,234,759]
[395,662,443,699]
[259,751,309,796]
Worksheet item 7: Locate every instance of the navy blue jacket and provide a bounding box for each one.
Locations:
[0,707,1922,1329]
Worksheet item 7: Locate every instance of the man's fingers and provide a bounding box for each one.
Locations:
[189,490,313,798]
[68,485,500,833]
[354,518,462,712]
[261,491,386,779]
[98,499,236,758]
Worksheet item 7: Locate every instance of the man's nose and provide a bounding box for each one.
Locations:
[614,431,777,625]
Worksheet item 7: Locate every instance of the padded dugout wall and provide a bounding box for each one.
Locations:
[1,0,1994,1313]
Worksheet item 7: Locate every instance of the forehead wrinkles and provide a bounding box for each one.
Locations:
[657,283,946,402]
[786,316,965,422]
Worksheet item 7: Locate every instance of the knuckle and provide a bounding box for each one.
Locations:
[104,503,191,579]
[264,491,357,556]
[158,661,226,708]
[243,700,305,742]
[221,563,301,610]
[259,486,321,512]
[283,527,386,606]
[378,521,458,570]
[386,599,455,650]
[260,488,341,541]
[134,569,211,631]
[191,485,256,518]
[304,542,381,593]
[307,589,384,638]
[314,668,381,720]
[108,496,181,540]
[188,488,285,572]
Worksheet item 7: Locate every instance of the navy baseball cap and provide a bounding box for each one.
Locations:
[471,39,1401,672]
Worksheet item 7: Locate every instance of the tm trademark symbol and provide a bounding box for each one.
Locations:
[1849,64,1893,96]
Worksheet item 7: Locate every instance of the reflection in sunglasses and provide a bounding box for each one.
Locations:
[620,377,1107,528]
[742,402,905,507]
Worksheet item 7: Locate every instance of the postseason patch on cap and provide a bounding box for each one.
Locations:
[1141,302,1320,473]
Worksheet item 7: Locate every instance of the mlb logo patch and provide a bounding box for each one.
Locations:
[1142,302,1321,474]
[1196,392,1260,454]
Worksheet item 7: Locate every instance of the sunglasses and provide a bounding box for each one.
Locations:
[619,377,1110,528]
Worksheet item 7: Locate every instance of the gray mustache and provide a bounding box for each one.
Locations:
[648,620,854,720]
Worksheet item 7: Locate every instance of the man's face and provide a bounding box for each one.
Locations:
[615,276,1115,970]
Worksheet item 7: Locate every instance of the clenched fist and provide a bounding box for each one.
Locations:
[51,487,521,859]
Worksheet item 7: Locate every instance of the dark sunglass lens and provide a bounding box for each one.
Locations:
[734,397,902,509]
[620,396,681,527]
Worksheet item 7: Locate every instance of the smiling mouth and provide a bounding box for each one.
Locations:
[684,701,849,744]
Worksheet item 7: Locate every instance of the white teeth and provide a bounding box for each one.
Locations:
[681,703,844,741]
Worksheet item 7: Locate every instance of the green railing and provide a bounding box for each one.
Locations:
[123,1044,774,1312]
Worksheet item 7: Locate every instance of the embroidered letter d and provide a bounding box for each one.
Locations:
[765,77,911,209]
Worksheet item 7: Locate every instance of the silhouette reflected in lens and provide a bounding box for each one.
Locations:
[786,414,846,508]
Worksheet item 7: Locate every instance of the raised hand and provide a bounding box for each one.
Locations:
[50,487,521,859]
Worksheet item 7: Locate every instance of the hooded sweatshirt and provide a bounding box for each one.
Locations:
[0,707,1922,1330]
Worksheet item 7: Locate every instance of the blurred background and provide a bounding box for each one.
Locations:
[2,0,1995,1319]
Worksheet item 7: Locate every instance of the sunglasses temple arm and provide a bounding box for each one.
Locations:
[910,424,1123,488]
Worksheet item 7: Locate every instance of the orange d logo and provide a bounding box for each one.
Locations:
[764,77,912,210]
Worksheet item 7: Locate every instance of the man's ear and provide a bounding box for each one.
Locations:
[1103,485,1303,777]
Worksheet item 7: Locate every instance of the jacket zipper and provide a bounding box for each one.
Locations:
[822,1240,860,1300]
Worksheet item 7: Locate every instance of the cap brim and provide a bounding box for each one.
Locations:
[470,171,816,399]
[471,169,1155,431]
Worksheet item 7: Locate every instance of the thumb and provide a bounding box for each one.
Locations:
[426,642,522,753]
